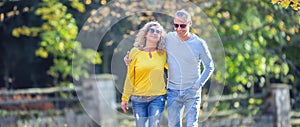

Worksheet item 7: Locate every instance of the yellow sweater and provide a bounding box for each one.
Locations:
[121,47,167,102]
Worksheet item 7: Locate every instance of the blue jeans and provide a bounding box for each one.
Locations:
[131,95,166,127]
[167,87,201,127]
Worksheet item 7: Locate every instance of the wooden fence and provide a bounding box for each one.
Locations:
[0,74,299,127]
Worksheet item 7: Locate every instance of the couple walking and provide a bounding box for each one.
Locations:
[121,9,214,127]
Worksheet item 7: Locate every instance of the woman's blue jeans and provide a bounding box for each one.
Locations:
[131,95,166,127]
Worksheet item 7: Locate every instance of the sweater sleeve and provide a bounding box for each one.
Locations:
[197,40,215,88]
[121,48,137,102]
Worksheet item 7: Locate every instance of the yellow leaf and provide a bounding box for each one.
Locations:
[12,28,20,37]
[291,3,299,10]
[265,15,273,22]
[101,0,107,5]
[281,1,291,8]
[59,42,65,51]
[249,98,255,104]
[271,0,279,4]
[232,24,240,31]
[23,26,31,36]
[36,48,48,58]
[282,63,289,75]
[78,5,85,12]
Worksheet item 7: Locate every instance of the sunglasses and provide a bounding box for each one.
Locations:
[148,28,161,34]
[173,23,187,29]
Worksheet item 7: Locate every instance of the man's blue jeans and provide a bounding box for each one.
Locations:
[167,87,201,127]
[131,95,166,127]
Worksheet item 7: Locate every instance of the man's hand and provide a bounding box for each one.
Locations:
[124,51,132,66]
[121,101,129,113]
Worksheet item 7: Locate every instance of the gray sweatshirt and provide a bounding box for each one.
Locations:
[165,32,214,90]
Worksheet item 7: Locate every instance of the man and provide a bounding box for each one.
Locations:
[124,9,214,127]
[165,9,214,127]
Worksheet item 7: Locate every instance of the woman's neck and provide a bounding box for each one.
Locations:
[144,42,156,48]
[143,43,157,52]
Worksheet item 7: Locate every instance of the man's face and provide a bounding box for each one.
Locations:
[173,17,191,38]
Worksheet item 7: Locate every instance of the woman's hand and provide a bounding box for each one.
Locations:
[121,101,129,113]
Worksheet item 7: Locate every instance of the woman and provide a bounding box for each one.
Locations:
[121,21,167,127]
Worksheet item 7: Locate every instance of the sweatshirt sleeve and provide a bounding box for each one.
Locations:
[121,48,137,102]
[197,40,215,88]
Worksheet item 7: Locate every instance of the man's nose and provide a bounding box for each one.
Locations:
[177,27,183,30]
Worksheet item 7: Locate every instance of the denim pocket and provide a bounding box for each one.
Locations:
[185,87,201,98]
[167,88,179,98]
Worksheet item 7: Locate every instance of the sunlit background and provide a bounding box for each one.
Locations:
[0,0,299,127]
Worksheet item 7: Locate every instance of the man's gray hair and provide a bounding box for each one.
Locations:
[174,9,191,22]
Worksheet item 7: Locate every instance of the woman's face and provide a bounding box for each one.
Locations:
[145,25,162,44]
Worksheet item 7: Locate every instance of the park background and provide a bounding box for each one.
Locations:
[0,0,299,127]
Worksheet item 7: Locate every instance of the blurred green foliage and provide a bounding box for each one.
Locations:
[200,0,300,114]
[203,0,299,93]
[12,0,101,88]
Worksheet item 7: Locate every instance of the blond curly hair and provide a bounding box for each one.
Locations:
[133,21,166,55]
